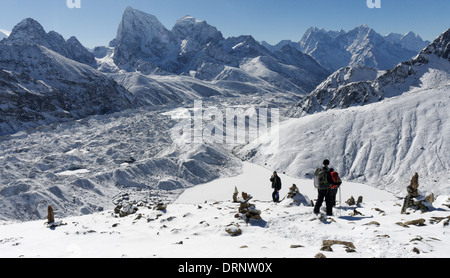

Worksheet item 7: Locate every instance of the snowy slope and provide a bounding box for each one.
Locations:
[289,65,381,116]
[1,161,449,258]
[239,84,450,196]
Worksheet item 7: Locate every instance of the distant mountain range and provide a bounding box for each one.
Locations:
[0,6,441,136]
[263,25,430,72]
[289,28,450,117]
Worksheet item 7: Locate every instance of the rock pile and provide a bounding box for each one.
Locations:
[401,173,435,214]
[237,192,262,223]
[47,205,55,224]
[46,205,66,228]
[232,188,262,223]
[285,184,311,207]
[113,196,168,217]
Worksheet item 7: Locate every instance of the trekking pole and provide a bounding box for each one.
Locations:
[339,186,342,217]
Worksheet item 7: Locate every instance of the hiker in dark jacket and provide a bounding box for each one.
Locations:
[270,171,282,202]
[313,160,341,216]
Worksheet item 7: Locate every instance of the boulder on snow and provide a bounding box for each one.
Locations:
[225,223,242,236]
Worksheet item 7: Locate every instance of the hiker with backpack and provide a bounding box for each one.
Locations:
[270,171,282,202]
[329,168,342,207]
[313,160,342,216]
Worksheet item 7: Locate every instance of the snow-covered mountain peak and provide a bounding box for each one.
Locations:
[6,18,47,44]
[385,31,431,53]
[2,18,95,65]
[176,15,203,25]
[110,7,170,47]
[172,14,223,43]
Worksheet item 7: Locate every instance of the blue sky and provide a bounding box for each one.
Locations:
[0,0,449,48]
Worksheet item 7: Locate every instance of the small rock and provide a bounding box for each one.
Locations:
[290,245,304,248]
[320,245,333,252]
[364,221,380,226]
[404,218,426,226]
[372,208,386,214]
[357,196,363,205]
[346,196,356,206]
[351,208,363,216]
[315,253,326,258]
[155,202,167,211]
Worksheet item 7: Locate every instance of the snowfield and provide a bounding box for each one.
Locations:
[1,161,449,258]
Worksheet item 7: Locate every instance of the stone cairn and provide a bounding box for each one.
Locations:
[47,205,55,224]
[401,173,434,214]
[232,188,262,223]
[286,184,312,207]
[46,205,66,228]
